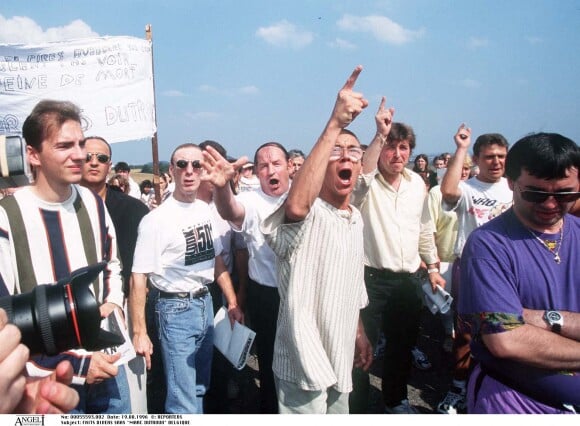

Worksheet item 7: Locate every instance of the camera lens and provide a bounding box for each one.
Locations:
[0,262,124,356]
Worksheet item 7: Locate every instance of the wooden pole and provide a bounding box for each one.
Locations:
[146,24,161,206]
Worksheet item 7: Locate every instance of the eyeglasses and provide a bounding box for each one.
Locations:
[517,184,580,203]
[329,146,364,163]
[175,159,202,171]
[86,152,110,164]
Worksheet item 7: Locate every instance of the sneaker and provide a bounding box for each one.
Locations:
[411,346,432,370]
[437,387,466,414]
[384,399,419,414]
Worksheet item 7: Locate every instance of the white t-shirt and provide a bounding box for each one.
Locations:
[443,176,513,257]
[133,196,223,292]
[232,188,286,287]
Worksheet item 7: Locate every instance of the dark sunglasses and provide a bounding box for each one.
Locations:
[86,152,110,164]
[175,159,202,170]
[518,186,580,204]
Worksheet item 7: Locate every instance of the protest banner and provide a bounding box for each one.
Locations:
[0,36,156,143]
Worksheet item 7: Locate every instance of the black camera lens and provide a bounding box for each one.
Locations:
[0,262,124,356]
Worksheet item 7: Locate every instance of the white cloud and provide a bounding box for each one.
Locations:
[198,84,260,96]
[185,111,220,120]
[237,85,260,95]
[329,37,357,50]
[0,14,98,44]
[162,90,186,97]
[337,14,424,45]
[459,78,481,89]
[198,84,219,93]
[468,37,489,49]
[255,20,314,49]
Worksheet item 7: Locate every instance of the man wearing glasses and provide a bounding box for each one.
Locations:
[81,136,150,412]
[437,126,513,414]
[131,143,243,414]
[260,66,373,413]
[458,133,580,413]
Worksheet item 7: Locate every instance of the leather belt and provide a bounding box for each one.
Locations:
[158,287,209,299]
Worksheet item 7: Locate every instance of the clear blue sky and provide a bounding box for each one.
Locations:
[2,0,580,166]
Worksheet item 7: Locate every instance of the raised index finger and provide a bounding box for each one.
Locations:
[342,65,363,91]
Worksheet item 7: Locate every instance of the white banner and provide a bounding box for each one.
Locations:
[0,36,156,144]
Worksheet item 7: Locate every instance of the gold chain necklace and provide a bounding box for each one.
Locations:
[525,220,564,264]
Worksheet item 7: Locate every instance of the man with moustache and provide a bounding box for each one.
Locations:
[260,66,374,413]
[350,111,445,414]
[202,140,292,413]
[130,143,242,414]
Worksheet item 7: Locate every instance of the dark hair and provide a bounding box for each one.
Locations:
[253,142,288,167]
[22,100,82,151]
[473,133,509,157]
[114,161,130,173]
[85,136,112,157]
[199,140,227,158]
[339,128,360,144]
[413,154,429,171]
[288,149,306,160]
[505,133,580,181]
[139,179,153,194]
[170,143,201,164]
[388,123,416,151]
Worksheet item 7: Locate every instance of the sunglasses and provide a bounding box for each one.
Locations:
[86,152,110,164]
[517,185,580,204]
[329,146,364,163]
[175,159,202,170]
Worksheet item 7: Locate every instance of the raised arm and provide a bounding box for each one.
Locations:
[362,96,395,175]
[201,147,248,229]
[285,65,368,221]
[441,124,471,205]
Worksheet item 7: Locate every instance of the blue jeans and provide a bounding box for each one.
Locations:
[156,293,214,414]
[71,364,131,413]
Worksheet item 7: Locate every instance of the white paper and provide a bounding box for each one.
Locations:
[213,307,256,370]
[100,309,137,366]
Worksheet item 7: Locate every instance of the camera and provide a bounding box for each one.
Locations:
[0,262,125,356]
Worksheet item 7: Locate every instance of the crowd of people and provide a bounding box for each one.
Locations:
[0,65,579,415]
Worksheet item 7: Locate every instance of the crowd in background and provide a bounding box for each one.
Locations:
[0,71,578,416]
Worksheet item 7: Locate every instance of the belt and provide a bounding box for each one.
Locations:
[158,287,209,299]
[365,266,414,278]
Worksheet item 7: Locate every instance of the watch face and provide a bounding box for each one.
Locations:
[547,311,562,322]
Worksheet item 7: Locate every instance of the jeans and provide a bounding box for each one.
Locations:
[71,364,131,413]
[156,292,214,414]
[350,267,423,412]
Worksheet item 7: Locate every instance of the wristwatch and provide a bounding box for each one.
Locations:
[544,310,563,334]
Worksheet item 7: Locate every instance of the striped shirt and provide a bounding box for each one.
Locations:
[0,185,123,383]
[261,198,368,392]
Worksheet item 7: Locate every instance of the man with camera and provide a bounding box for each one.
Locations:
[0,100,128,413]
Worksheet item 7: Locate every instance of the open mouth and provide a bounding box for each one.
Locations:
[269,178,279,186]
[339,169,352,181]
